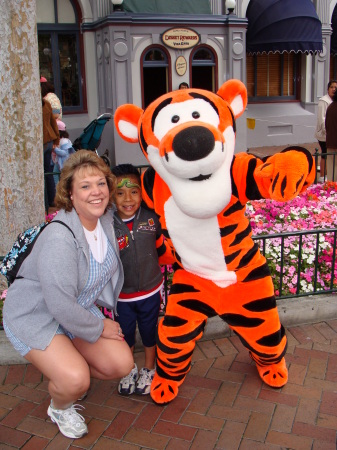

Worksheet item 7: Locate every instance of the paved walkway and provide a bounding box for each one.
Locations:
[1,318,337,449]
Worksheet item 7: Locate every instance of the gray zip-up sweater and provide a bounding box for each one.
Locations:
[112,207,164,295]
[3,208,123,350]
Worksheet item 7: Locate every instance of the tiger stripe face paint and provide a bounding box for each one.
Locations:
[117,178,140,189]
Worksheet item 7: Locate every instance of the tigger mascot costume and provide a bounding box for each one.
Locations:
[114,79,315,404]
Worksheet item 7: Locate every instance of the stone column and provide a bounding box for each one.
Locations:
[0,0,44,256]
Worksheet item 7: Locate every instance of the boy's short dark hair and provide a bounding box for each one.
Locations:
[111,164,141,185]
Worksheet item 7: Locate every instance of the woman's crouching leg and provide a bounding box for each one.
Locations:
[25,335,90,409]
[72,336,134,380]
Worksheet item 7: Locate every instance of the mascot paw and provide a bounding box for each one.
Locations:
[255,357,288,388]
[150,373,180,404]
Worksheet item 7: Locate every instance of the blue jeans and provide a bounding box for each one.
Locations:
[43,141,56,207]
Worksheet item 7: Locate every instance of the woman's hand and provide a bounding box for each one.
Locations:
[101,319,124,341]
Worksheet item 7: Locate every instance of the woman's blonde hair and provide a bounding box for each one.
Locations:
[55,150,116,212]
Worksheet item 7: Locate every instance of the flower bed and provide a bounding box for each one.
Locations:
[246,181,337,296]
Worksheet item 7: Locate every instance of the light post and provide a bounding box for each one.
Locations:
[111,0,123,12]
[226,0,236,15]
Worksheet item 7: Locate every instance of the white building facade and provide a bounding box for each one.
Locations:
[37,0,337,165]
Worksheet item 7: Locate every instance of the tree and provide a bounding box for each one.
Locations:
[0,0,44,257]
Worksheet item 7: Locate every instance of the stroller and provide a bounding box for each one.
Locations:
[72,113,112,167]
[45,113,112,212]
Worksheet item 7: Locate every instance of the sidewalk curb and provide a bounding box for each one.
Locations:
[1,294,336,365]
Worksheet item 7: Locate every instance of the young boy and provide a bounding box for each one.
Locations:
[111,164,173,395]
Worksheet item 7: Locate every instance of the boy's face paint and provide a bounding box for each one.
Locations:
[114,175,142,220]
[117,178,140,189]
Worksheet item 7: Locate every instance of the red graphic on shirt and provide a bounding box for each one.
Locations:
[117,235,129,250]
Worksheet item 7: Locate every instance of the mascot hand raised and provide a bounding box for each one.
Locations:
[114,80,316,404]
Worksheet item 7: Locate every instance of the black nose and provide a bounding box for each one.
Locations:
[172,126,215,161]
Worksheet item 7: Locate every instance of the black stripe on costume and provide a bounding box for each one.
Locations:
[156,240,167,257]
[170,283,200,295]
[242,263,270,282]
[155,363,187,381]
[157,357,191,375]
[156,337,180,354]
[142,167,156,204]
[220,224,238,238]
[227,106,236,133]
[281,175,287,198]
[237,243,259,269]
[271,172,279,193]
[156,357,176,369]
[189,92,219,116]
[229,223,251,247]
[256,326,286,347]
[222,200,245,217]
[246,158,263,200]
[177,299,217,317]
[225,250,241,264]
[243,296,277,312]
[296,175,304,191]
[235,333,278,359]
[152,97,173,130]
[167,320,206,344]
[168,349,194,363]
[139,124,148,154]
[162,315,188,327]
[221,313,264,328]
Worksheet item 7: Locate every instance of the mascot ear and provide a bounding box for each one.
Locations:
[217,79,248,119]
[114,104,144,143]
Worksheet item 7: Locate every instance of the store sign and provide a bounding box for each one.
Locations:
[175,56,187,76]
[161,28,200,49]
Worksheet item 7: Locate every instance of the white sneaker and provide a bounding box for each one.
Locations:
[118,364,138,396]
[135,367,155,395]
[47,403,88,439]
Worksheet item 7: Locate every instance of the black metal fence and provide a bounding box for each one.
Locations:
[252,228,337,299]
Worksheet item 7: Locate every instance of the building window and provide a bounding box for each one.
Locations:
[142,47,170,108]
[247,53,300,102]
[191,46,217,92]
[37,0,85,113]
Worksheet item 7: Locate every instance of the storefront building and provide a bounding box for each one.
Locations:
[37,0,337,165]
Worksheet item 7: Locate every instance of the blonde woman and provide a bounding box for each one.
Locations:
[3,150,133,439]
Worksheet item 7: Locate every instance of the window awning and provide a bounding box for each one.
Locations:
[246,0,323,55]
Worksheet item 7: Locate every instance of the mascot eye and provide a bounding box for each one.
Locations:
[192,111,200,119]
[171,115,180,123]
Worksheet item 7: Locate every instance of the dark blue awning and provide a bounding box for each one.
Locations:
[246,0,323,55]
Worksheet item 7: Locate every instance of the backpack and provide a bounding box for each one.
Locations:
[0,220,75,287]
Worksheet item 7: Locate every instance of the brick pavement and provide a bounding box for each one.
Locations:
[1,319,337,449]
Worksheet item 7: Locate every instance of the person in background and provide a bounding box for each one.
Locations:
[315,80,337,182]
[179,82,189,89]
[111,164,174,396]
[3,150,133,439]
[54,120,75,171]
[41,80,63,120]
[42,83,60,208]
[325,89,337,182]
